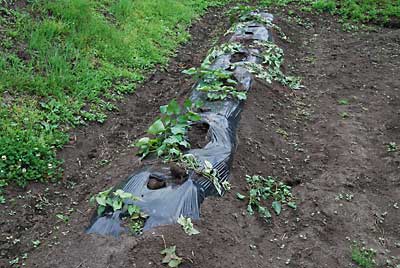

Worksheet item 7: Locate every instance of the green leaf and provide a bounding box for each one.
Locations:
[167,100,180,115]
[188,112,201,122]
[194,100,203,108]
[148,119,165,135]
[182,67,197,75]
[128,204,140,216]
[171,125,186,135]
[135,137,150,147]
[115,189,132,199]
[95,196,107,206]
[97,205,106,216]
[168,259,182,268]
[183,99,192,109]
[236,193,246,200]
[112,199,122,211]
[272,201,282,215]
[160,246,176,255]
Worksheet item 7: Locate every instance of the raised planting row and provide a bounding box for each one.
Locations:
[87,8,301,236]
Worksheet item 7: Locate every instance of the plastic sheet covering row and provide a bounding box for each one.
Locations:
[86,11,275,236]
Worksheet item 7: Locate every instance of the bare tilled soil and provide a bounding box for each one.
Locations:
[1,4,400,268]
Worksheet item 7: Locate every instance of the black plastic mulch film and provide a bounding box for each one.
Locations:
[87,11,275,236]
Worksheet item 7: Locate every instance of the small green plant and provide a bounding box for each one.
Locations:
[335,192,354,201]
[238,175,296,220]
[183,67,246,101]
[177,215,200,236]
[31,240,41,248]
[55,213,69,223]
[125,206,148,235]
[160,246,183,268]
[338,99,349,105]
[134,99,202,160]
[340,111,350,118]
[387,142,397,152]
[90,188,140,216]
[351,242,376,268]
[0,0,231,191]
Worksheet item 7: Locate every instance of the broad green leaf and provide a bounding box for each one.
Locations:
[272,201,282,215]
[128,204,140,216]
[135,137,150,146]
[171,125,186,135]
[178,140,190,148]
[164,136,180,145]
[160,246,176,255]
[112,199,122,211]
[183,99,192,109]
[194,100,203,108]
[168,259,182,268]
[188,112,201,122]
[148,119,165,135]
[160,105,168,114]
[167,100,180,115]
[115,189,133,199]
[95,196,107,206]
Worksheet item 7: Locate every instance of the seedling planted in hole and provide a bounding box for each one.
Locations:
[134,99,203,160]
[90,188,140,216]
[238,175,296,220]
[338,99,349,105]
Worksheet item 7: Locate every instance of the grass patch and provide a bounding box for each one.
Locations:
[260,0,400,25]
[0,0,230,197]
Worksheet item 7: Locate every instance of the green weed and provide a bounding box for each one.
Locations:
[338,98,349,105]
[238,175,296,220]
[387,142,397,152]
[351,242,377,268]
[90,188,140,216]
[0,0,231,193]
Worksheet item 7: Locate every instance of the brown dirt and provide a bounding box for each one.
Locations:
[187,122,211,149]
[1,4,400,268]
